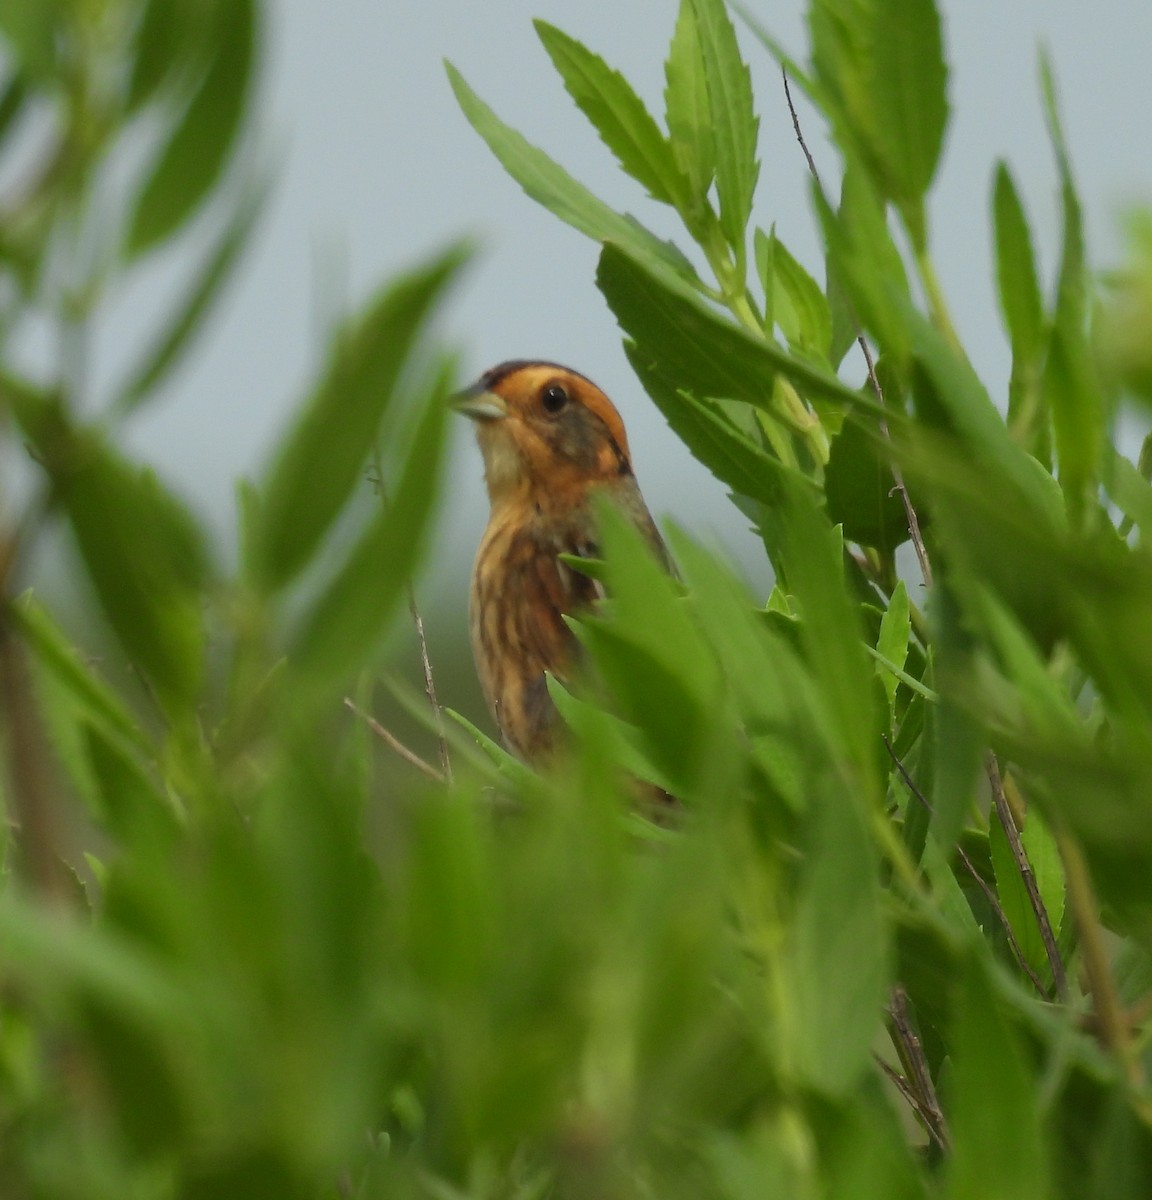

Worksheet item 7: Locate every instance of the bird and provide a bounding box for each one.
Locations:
[456,360,671,765]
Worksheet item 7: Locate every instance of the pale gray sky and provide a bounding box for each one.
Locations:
[102,0,1152,614]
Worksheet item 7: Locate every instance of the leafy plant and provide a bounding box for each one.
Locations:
[1,0,1152,1197]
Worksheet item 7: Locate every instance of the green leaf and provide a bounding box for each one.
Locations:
[868,0,948,248]
[12,404,208,708]
[825,417,909,554]
[251,243,469,593]
[126,0,257,256]
[0,71,29,155]
[289,371,449,687]
[127,0,193,111]
[576,501,728,795]
[625,346,819,509]
[908,310,1067,529]
[671,530,825,813]
[664,0,716,207]
[992,163,1044,364]
[10,593,150,754]
[776,476,877,785]
[772,238,833,359]
[790,781,888,1094]
[446,62,699,285]
[0,0,61,79]
[946,957,1048,1200]
[876,580,911,720]
[598,242,866,413]
[815,167,914,364]
[754,226,776,329]
[81,723,180,847]
[116,179,265,414]
[689,0,759,252]
[1106,446,1152,541]
[535,21,687,208]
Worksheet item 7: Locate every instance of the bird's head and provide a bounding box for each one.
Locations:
[455,361,634,507]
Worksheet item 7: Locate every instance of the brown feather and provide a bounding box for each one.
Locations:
[462,362,670,763]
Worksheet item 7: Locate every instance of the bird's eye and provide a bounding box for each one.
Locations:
[541,384,569,414]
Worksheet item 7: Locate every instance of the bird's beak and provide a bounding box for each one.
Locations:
[453,386,508,422]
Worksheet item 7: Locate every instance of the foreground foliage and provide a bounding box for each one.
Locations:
[3,0,1152,1196]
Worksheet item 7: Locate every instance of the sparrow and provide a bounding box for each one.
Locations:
[457,360,670,764]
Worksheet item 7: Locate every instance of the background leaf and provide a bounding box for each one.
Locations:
[249,243,468,593]
[126,0,257,256]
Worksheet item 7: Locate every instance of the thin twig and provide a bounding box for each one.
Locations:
[369,452,453,783]
[343,697,446,784]
[781,70,934,590]
[1057,825,1138,1083]
[882,735,1048,995]
[986,758,1066,997]
[408,590,452,784]
[874,1054,948,1154]
[887,986,950,1153]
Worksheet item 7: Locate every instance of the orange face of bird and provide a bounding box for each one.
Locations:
[455,362,634,507]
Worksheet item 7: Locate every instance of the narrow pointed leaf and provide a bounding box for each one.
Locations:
[535,21,687,207]
[689,0,759,251]
[447,62,699,284]
[598,242,866,412]
[289,377,448,686]
[870,0,948,247]
[664,0,715,202]
[126,0,256,256]
[116,180,265,414]
[251,243,468,593]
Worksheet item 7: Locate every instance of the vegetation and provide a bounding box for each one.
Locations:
[3,0,1152,1195]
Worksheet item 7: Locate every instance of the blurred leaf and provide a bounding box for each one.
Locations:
[1106,445,1152,541]
[772,236,833,358]
[1098,212,1152,403]
[12,400,208,708]
[664,0,716,212]
[535,21,688,207]
[0,0,60,79]
[126,0,257,256]
[576,502,728,795]
[11,593,150,754]
[180,1148,313,1200]
[867,0,948,249]
[989,814,1048,982]
[442,706,538,789]
[909,311,1066,528]
[777,477,877,781]
[127,0,194,111]
[0,70,29,150]
[289,372,448,687]
[928,583,984,849]
[250,243,468,593]
[815,166,914,364]
[946,957,1048,1200]
[876,580,910,720]
[689,0,759,252]
[1041,54,1100,519]
[825,416,909,554]
[671,529,826,812]
[599,242,866,413]
[81,994,189,1156]
[446,62,700,285]
[82,723,180,847]
[790,785,888,1094]
[116,178,265,414]
[754,225,776,329]
[993,163,1044,366]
